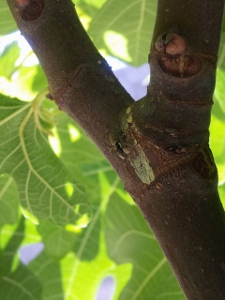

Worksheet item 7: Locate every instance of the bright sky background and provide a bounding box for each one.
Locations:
[0,30,150,101]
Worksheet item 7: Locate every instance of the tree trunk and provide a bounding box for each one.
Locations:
[7,0,225,299]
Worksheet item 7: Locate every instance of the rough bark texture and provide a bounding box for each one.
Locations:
[7,0,225,299]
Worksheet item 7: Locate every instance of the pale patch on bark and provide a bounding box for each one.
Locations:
[130,144,155,184]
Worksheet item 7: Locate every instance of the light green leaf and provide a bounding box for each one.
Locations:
[210,114,225,185]
[0,42,20,79]
[73,0,107,18]
[77,0,107,10]
[60,173,130,300]
[0,94,90,226]
[16,65,48,97]
[0,39,47,100]
[0,4,17,35]
[88,0,157,65]
[214,68,225,113]
[0,41,47,100]
[60,248,131,300]
[105,196,185,300]
[0,174,19,228]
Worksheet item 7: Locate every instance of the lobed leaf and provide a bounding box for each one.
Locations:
[88,0,157,65]
[0,94,90,226]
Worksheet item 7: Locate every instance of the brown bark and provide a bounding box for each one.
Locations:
[7,0,225,299]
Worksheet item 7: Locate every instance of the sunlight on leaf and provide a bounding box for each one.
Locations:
[0,76,34,101]
[0,94,90,225]
[68,123,81,142]
[0,40,47,100]
[104,30,132,62]
[65,181,75,197]
[21,208,39,225]
[48,127,62,156]
[76,7,92,30]
[89,0,157,65]
[0,42,20,79]
[60,238,132,300]
[115,187,134,205]
[74,208,90,229]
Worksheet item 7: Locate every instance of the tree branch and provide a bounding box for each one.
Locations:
[7,0,225,299]
[124,1,225,299]
[7,0,134,164]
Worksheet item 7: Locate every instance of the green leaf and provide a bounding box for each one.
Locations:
[0,218,41,259]
[105,196,185,300]
[27,173,132,300]
[77,0,107,10]
[0,4,17,35]
[57,173,132,300]
[0,42,20,79]
[53,112,107,171]
[31,65,48,92]
[59,248,131,300]
[0,174,19,228]
[38,221,77,259]
[28,251,63,300]
[73,0,107,19]
[88,0,157,65]
[29,247,131,300]
[16,65,48,97]
[0,217,25,276]
[0,217,42,300]
[214,68,225,113]
[1,264,42,300]
[50,111,112,211]
[210,114,225,185]
[0,94,90,226]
